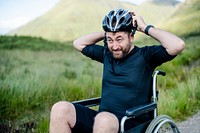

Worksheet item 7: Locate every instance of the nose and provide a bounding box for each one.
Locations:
[112,42,120,50]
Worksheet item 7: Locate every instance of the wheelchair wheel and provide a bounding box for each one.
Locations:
[145,115,180,133]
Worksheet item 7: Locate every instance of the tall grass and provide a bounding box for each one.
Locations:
[0,36,102,132]
[158,67,200,121]
[0,35,200,132]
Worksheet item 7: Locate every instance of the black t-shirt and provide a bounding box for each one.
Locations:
[82,44,175,118]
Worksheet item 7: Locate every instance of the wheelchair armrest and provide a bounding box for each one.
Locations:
[72,97,101,107]
[125,102,157,117]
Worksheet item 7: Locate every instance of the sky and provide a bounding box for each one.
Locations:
[119,0,148,5]
[0,0,184,35]
[0,0,60,34]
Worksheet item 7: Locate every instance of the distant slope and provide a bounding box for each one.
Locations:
[10,0,129,42]
[10,0,179,42]
[133,1,177,24]
[158,0,200,37]
[152,0,180,5]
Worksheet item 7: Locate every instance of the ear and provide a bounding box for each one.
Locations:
[130,34,134,42]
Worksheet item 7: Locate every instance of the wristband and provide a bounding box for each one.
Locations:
[145,25,154,35]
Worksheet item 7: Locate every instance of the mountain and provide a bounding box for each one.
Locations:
[10,0,180,42]
[159,0,200,37]
[152,0,180,5]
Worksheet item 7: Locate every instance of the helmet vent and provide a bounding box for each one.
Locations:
[119,10,123,15]
[107,17,110,25]
[112,17,117,29]
[110,11,115,15]
[119,17,124,25]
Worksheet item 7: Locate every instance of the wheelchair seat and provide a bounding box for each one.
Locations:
[73,70,180,133]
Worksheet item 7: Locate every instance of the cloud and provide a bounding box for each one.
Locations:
[0,16,30,34]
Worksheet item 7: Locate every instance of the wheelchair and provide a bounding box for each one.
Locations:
[73,70,180,133]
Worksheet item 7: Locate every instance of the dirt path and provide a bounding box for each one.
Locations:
[177,111,200,133]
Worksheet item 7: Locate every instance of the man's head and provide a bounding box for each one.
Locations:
[102,9,136,59]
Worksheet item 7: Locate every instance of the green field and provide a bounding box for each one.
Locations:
[0,33,200,132]
[0,35,103,132]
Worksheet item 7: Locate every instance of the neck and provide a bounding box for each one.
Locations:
[129,44,134,53]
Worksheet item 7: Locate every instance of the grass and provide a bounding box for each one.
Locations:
[0,35,72,51]
[0,36,102,132]
[158,68,200,121]
[0,34,200,132]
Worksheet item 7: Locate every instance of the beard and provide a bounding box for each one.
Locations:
[109,44,132,59]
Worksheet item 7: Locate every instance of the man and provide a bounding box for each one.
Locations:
[50,9,185,133]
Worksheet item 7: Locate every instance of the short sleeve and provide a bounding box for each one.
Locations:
[141,45,176,69]
[81,44,104,63]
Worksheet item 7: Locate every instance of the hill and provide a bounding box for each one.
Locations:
[158,0,200,37]
[0,35,71,51]
[152,0,180,5]
[9,0,179,42]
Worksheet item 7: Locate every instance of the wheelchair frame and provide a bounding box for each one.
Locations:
[73,70,180,133]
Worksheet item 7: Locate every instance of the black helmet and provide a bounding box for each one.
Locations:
[102,9,136,33]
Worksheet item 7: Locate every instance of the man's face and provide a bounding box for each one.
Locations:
[106,31,134,59]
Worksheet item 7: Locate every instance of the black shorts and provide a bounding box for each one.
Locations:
[71,103,153,133]
[72,103,98,133]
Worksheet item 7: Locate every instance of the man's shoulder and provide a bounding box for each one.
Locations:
[82,44,104,53]
[138,45,161,49]
[137,45,163,53]
[82,44,105,63]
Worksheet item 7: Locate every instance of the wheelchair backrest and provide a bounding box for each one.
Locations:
[151,70,166,118]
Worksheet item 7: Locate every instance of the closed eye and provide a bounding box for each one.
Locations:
[116,38,123,43]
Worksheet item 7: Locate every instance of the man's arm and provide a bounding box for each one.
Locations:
[131,13,185,56]
[73,32,105,52]
[144,27,185,55]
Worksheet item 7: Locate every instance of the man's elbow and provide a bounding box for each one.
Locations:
[73,39,83,52]
[73,39,79,49]
[176,39,185,53]
[167,40,185,55]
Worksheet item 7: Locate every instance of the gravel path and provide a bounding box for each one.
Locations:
[177,111,200,133]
